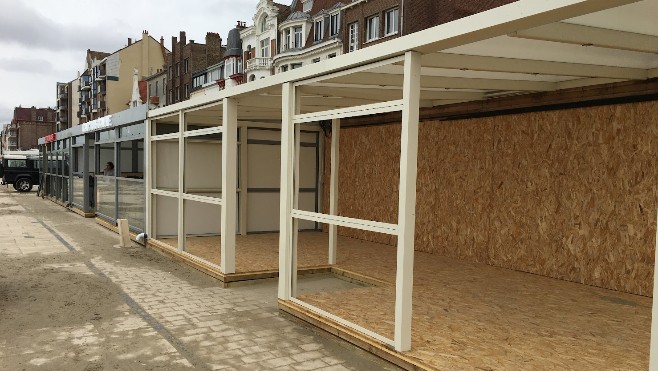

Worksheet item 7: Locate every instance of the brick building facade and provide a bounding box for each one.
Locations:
[2,107,56,151]
[167,31,224,105]
[342,0,518,54]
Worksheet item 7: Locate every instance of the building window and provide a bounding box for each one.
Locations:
[260,38,270,58]
[225,58,235,77]
[314,19,324,42]
[176,63,180,76]
[162,78,166,93]
[329,13,340,37]
[283,29,291,50]
[294,27,303,48]
[36,116,44,121]
[184,58,189,73]
[260,15,268,33]
[348,22,359,52]
[281,65,289,73]
[185,84,189,98]
[302,0,313,12]
[312,57,321,63]
[155,81,159,95]
[291,63,302,70]
[384,8,399,36]
[327,53,336,59]
[366,15,379,42]
[176,88,180,102]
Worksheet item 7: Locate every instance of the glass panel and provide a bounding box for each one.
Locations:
[154,139,179,191]
[118,139,144,179]
[184,200,221,266]
[152,114,180,135]
[61,176,69,202]
[184,105,223,131]
[96,175,115,219]
[98,144,114,175]
[154,194,179,248]
[117,178,145,231]
[98,129,116,142]
[184,133,221,198]
[72,174,84,207]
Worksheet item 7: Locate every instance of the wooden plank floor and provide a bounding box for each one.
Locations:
[161,232,650,369]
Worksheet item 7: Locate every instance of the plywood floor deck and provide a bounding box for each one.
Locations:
[160,232,650,369]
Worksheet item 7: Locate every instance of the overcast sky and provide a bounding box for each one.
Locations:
[0,0,261,124]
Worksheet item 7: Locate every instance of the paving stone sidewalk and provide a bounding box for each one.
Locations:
[0,188,398,370]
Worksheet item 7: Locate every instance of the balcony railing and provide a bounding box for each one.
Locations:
[245,57,271,72]
[81,80,91,90]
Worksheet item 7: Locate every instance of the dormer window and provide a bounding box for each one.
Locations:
[260,15,268,33]
[302,0,313,12]
[314,18,324,42]
[329,13,340,37]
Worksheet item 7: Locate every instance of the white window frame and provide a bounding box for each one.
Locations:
[384,8,399,36]
[284,28,292,50]
[260,16,268,33]
[366,15,379,42]
[314,19,324,42]
[294,26,303,48]
[329,13,340,37]
[348,22,359,52]
[260,38,270,58]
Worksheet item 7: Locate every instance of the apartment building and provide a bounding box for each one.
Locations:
[191,24,241,95]
[166,31,223,105]
[1,107,55,151]
[145,69,167,109]
[78,31,168,123]
[242,0,290,82]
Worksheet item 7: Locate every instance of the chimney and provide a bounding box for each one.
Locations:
[160,36,164,46]
[172,36,177,58]
[206,32,222,66]
[128,38,132,46]
[190,40,194,43]
[180,31,186,46]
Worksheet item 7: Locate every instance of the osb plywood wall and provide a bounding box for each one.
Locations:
[326,101,658,296]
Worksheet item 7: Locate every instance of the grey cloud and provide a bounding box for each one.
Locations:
[0,57,57,74]
[0,1,123,52]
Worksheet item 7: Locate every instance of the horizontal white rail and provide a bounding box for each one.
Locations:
[183,126,223,138]
[151,133,180,142]
[291,209,398,236]
[181,193,223,205]
[293,100,403,124]
[151,189,179,198]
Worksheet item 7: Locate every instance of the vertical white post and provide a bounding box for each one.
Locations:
[394,51,421,352]
[328,118,340,265]
[177,110,185,252]
[291,92,302,297]
[650,210,658,370]
[278,83,295,300]
[145,118,152,239]
[239,125,248,236]
[221,98,238,274]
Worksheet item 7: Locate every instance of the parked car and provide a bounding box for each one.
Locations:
[0,151,41,192]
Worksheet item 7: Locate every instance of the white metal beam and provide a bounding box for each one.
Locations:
[145,118,153,239]
[326,73,556,92]
[328,118,339,265]
[239,125,248,236]
[291,210,398,236]
[177,110,185,253]
[394,51,421,352]
[294,100,404,124]
[221,98,238,274]
[419,52,649,80]
[511,22,658,54]
[278,83,295,300]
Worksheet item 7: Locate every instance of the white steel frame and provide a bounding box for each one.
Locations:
[279,51,421,351]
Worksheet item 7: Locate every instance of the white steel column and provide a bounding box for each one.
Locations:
[278,83,295,300]
[239,125,248,236]
[177,111,185,252]
[328,118,340,265]
[221,98,238,274]
[292,91,302,297]
[394,51,421,352]
[145,118,152,239]
[649,209,658,370]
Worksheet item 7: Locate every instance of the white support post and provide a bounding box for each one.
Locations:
[394,51,421,352]
[177,111,185,253]
[278,83,295,300]
[291,90,302,297]
[328,118,340,265]
[221,98,238,274]
[649,209,658,370]
[239,125,248,236]
[145,118,152,239]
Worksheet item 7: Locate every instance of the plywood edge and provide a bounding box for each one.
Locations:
[69,206,95,218]
[278,299,431,371]
[330,267,393,287]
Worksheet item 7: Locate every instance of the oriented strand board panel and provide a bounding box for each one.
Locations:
[331,101,658,296]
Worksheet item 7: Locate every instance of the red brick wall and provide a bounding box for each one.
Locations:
[404,0,518,34]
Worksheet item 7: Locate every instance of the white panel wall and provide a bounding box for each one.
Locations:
[185,140,222,193]
[155,195,178,237]
[154,141,178,190]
